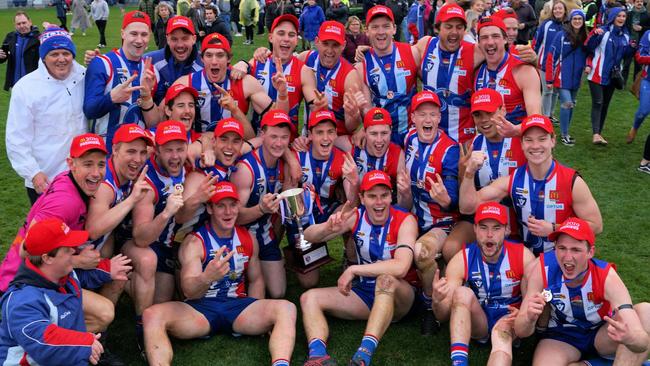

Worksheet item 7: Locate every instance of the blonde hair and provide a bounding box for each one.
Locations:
[345,16,365,33]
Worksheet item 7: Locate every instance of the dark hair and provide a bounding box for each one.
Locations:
[564,16,587,48]
[28,247,63,267]
[15,10,30,20]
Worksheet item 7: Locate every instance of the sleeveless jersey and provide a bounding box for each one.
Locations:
[252,55,304,131]
[91,158,133,251]
[351,205,417,286]
[470,134,525,189]
[144,156,187,247]
[148,47,203,104]
[404,128,460,231]
[420,38,475,143]
[509,161,576,254]
[363,42,418,145]
[352,143,401,182]
[474,53,528,124]
[298,147,345,220]
[540,251,613,332]
[462,240,525,310]
[189,68,249,132]
[91,49,150,149]
[191,223,253,299]
[238,149,284,248]
[303,51,354,135]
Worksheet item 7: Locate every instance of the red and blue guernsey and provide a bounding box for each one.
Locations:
[144,156,188,247]
[303,50,354,135]
[238,149,284,259]
[420,38,476,144]
[470,135,525,189]
[545,31,588,90]
[297,147,345,221]
[532,19,564,72]
[188,69,249,132]
[84,49,153,150]
[585,24,633,86]
[636,30,650,81]
[508,161,576,255]
[474,53,528,124]
[462,240,525,327]
[362,43,418,145]
[147,46,203,104]
[352,143,401,182]
[351,205,418,286]
[251,55,304,132]
[540,251,613,333]
[0,260,111,366]
[404,128,460,232]
[91,158,133,251]
[190,223,253,299]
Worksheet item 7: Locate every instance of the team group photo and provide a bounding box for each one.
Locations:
[0,0,648,363]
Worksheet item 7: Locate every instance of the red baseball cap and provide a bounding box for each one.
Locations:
[24,218,89,256]
[261,109,292,129]
[521,114,554,135]
[471,88,504,113]
[209,181,240,204]
[166,16,195,35]
[122,10,151,30]
[366,5,394,26]
[411,90,441,111]
[164,84,199,105]
[361,170,392,192]
[214,118,244,138]
[271,14,300,32]
[436,3,467,25]
[155,120,188,145]
[318,21,345,44]
[494,8,519,21]
[112,124,154,146]
[308,110,337,129]
[475,201,508,224]
[477,16,507,35]
[201,32,231,54]
[70,133,108,158]
[363,107,392,129]
[548,217,595,246]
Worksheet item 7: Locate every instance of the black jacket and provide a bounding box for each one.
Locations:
[201,18,233,45]
[0,26,40,91]
[266,0,296,31]
[326,3,349,25]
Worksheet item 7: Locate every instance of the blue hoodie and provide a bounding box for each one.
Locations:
[299,3,325,42]
[585,7,635,85]
[533,18,565,71]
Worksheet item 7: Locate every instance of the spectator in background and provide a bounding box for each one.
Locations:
[51,0,68,31]
[630,28,650,143]
[177,0,191,16]
[186,0,207,35]
[583,0,598,29]
[512,0,537,43]
[326,0,348,25]
[201,5,233,44]
[342,15,369,63]
[638,134,650,173]
[464,9,479,43]
[258,0,266,34]
[91,0,109,48]
[232,0,244,36]
[407,0,426,43]
[386,0,409,41]
[70,0,90,36]
[266,0,296,33]
[6,27,87,205]
[483,0,494,16]
[240,0,260,44]
[299,0,324,49]
[624,0,650,82]
[471,0,485,14]
[138,0,156,27]
[218,0,233,32]
[154,2,175,49]
[0,11,40,91]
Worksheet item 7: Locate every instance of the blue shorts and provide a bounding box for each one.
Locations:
[541,327,600,357]
[258,239,282,261]
[151,242,177,274]
[185,297,257,336]
[351,281,418,314]
[475,304,511,344]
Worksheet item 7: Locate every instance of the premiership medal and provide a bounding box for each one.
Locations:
[542,289,553,303]
[386,90,394,100]
[228,270,238,280]
[174,184,184,195]
[416,180,425,189]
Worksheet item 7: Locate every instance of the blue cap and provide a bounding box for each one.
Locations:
[39,27,76,59]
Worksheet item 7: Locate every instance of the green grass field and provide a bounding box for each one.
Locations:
[0,7,648,365]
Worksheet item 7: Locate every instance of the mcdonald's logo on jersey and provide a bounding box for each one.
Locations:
[549,190,560,200]
[329,79,337,88]
[587,292,594,302]
[505,149,513,158]
[396,60,405,68]
[236,246,245,254]
[505,270,517,279]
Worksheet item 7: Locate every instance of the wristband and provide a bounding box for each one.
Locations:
[618,304,634,311]
[140,101,155,112]
[239,59,251,74]
[244,140,254,150]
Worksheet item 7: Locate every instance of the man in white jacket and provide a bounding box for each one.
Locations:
[6,27,88,205]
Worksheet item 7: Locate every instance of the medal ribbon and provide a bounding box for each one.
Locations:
[478,249,506,306]
[370,46,398,101]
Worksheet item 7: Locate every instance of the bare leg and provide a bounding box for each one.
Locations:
[233,299,297,362]
[414,228,448,298]
[487,313,517,366]
[99,280,127,305]
[296,268,319,290]
[154,272,175,304]
[83,289,115,333]
[450,287,489,344]
[260,260,287,299]
[595,302,650,365]
[122,241,157,315]
[443,221,475,262]
[143,301,211,366]
[532,338,581,366]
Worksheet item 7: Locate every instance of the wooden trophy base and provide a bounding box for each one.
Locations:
[283,242,334,274]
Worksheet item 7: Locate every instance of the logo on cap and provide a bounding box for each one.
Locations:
[324,24,342,35]
[368,171,385,181]
[163,125,182,134]
[475,94,492,104]
[480,205,502,216]
[61,222,70,234]
[561,220,581,232]
[172,18,189,27]
[216,184,235,194]
[446,6,464,15]
[79,136,102,147]
[528,116,546,125]
[223,120,240,129]
[274,111,290,121]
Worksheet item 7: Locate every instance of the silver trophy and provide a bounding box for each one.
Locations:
[279,188,312,251]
